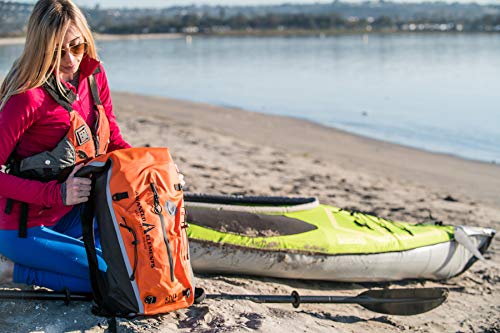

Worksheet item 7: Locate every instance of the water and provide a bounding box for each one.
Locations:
[1,34,499,163]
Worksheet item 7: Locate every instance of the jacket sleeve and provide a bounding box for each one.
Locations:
[97,65,132,152]
[0,92,63,207]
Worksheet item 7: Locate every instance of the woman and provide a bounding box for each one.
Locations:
[0,0,131,292]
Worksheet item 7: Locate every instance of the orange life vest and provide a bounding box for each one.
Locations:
[5,72,111,238]
[13,73,110,181]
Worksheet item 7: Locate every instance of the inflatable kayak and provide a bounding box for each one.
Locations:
[185,194,495,282]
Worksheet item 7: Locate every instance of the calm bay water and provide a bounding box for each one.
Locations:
[1,34,499,163]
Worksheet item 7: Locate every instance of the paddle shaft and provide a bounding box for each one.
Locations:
[0,290,92,303]
[206,288,448,315]
[207,294,437,305]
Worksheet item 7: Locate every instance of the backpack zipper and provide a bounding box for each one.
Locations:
[119,217,138,281]
[150,182,175,282]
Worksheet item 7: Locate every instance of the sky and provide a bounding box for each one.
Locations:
[22,0,500,8]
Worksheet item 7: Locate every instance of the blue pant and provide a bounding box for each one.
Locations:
[0,205,106,292]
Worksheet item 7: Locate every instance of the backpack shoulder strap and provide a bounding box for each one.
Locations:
[80,160,112,312]
[81,197,104,305]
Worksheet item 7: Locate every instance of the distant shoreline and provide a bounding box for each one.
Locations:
[0,33,185,46]
[1,30,498,46]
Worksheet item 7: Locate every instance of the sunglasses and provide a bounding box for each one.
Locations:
[54,42,87,58]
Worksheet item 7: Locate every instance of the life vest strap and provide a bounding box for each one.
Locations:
[2,198,28,238]
[18,203,28,238]
[3,153,28,238]
[4,199,13,214]
[88,75,102,107]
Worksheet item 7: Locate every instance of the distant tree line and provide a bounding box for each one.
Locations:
[92,12,500,35]
[2,2,500,37]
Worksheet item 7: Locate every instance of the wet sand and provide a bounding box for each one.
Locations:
[0,92,498,332]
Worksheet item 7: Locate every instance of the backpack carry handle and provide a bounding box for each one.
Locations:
[75,161,110,178]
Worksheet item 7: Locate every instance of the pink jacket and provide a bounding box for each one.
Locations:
[0,56,131,230]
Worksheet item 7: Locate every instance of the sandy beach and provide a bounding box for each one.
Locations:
[0,92,498,332]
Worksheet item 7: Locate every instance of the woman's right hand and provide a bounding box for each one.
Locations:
[62,164,92,206]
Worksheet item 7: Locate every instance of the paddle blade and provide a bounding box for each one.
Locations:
[359,288,448,316]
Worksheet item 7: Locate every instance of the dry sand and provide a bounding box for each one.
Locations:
[0,92,498,332]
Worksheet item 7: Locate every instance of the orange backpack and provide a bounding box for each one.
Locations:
[76,147,194,316]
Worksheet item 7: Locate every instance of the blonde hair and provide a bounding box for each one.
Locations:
[0,0,98,110]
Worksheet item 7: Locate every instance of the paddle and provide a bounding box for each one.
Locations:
[0,289,92,304]
[0,287,448,316]
[205,288,448,316]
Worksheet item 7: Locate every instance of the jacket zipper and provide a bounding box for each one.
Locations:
[150,182,175,282]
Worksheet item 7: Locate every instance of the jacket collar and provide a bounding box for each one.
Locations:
[43,56,101,111]
[78,55,101,80]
